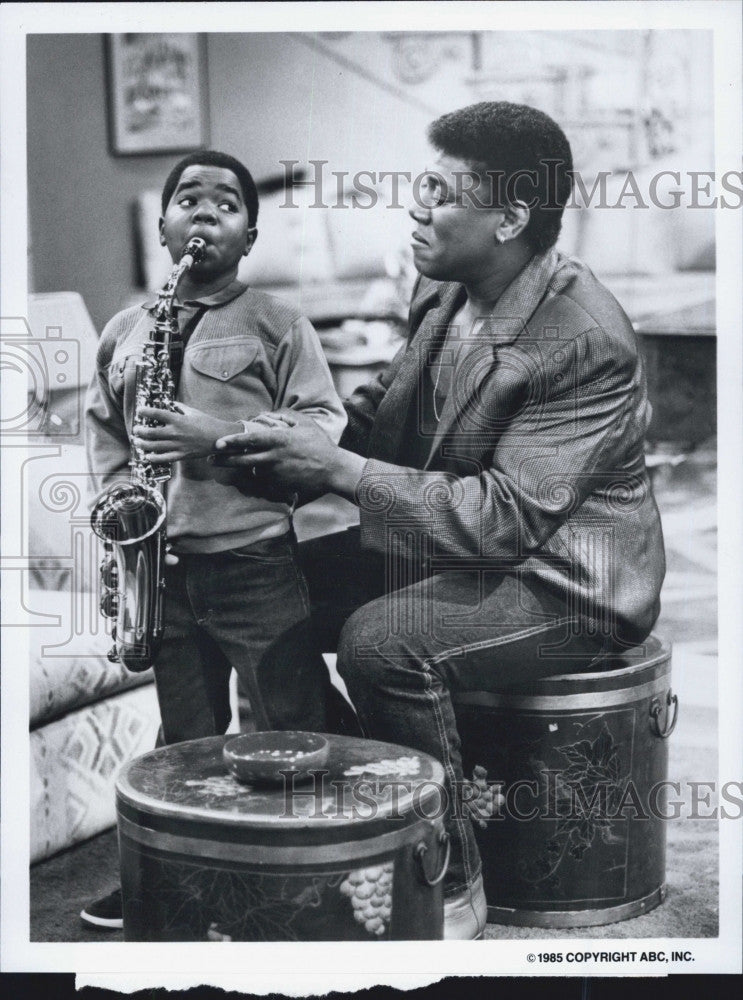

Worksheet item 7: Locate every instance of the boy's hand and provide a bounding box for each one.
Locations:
[133,404,243,463]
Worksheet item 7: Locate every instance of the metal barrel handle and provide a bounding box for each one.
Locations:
[650,690,679,739]
[414,829,451,886]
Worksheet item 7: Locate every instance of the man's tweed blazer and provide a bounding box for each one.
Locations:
[341,249,666,644]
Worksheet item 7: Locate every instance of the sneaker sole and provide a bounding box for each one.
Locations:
[80,911,123,930]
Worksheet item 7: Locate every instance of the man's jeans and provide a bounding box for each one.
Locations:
[153,530,333,743]
[299,527,620,898]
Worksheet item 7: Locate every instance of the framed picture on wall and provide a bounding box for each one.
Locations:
[106,33,209,155]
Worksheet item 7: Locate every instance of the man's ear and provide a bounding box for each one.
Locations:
[244,227,258,256]
[497,202,530,243]
[158,217,166,246]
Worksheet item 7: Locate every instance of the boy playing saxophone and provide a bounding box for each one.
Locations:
[83,151,347,928]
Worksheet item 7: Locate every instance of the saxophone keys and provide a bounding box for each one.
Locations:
[100,591,119,619]
[101,558,118,589]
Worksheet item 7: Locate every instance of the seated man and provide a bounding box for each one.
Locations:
[214,101,666,939]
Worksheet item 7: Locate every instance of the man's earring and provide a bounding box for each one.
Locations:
[496,233,505,244]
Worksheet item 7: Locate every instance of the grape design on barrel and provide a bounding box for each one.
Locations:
[467,765,506,828]
[339,862,394,937]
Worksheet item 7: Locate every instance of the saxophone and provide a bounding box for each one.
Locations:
[91,237,207,671]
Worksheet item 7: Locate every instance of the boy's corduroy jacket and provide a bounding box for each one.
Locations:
[86,283,346,553]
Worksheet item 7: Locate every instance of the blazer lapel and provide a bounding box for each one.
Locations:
[423,248,560,467]
[369,281,464,462]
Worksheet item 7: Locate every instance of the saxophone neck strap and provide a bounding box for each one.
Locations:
[168,304,208,387]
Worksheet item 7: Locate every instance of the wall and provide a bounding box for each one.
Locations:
[208,34,431,181]
[28,35,170,331]
[27,31,715,333]
[27,33,430,332]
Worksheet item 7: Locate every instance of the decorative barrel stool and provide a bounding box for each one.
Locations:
[116,734,449,941]
[452,635,677,928]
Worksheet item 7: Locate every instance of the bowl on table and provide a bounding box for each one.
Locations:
[223,731,330,785]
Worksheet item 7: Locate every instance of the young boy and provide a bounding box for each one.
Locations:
[82,151,347,928]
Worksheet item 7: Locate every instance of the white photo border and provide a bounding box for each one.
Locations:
[1,0,741,989]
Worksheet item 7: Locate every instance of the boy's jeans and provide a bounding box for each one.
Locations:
[299,527,626,899]
[153,529,333,742]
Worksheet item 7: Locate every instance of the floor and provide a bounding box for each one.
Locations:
[29,443,719,942]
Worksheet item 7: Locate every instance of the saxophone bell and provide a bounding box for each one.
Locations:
[91,483,167,672]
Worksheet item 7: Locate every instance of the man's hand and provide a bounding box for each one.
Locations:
[133,404,243,463]
[211,409,366,502]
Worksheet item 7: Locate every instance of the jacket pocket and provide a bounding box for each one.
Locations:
[188,341,259,382]
[107,353,137,397]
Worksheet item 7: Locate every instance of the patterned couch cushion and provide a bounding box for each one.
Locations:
[30,683,160,863]
[29,588,153,727]
[25,443,100,592]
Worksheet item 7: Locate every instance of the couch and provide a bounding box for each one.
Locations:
[10,295,162,864]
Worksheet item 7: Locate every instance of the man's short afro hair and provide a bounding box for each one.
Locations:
[161,150,259,228]
[428,102,574,253]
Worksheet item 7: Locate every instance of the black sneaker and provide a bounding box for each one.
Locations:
[80,887,123,930]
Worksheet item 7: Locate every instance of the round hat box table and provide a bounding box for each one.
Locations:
[452,635,676,928]
[116,734,448,941]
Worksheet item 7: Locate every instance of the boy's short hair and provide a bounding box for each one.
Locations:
[161,150,259,228]
[428,102,573,253]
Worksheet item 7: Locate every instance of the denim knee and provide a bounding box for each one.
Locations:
[336,606,371,689]
[337,595,403,688]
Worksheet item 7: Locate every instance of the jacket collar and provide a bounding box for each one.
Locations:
[444,247,561,346]
[367,280,465,462]
[422,249,561,465]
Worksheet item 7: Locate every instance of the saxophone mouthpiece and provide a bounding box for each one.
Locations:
[183,237,207,266]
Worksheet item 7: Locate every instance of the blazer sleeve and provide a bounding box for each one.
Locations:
[340,273,431,457]
[356,323,650,562]
[339,341,408,457]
